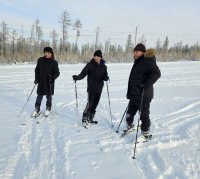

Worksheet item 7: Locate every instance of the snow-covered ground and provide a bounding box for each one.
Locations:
[0,61,200,179]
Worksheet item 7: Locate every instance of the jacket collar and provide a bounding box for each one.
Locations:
[90,58,106,65]
[134,55,144,64]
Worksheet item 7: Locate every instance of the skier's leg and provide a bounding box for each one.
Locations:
[46,95,52,111]
[139,98,151,136]
[82,93,95,123]
[32,95,43,117]
[126,98,139,129]
[35,95,43,112]
[89,93,101,121]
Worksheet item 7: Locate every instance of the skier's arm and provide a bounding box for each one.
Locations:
[143,61,161,87]
[52,61,60,80]
[103,66,109,81]
[34,59,40,83]
[76,63,90,80]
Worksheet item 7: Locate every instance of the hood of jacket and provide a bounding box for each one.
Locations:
[144,48,156,61]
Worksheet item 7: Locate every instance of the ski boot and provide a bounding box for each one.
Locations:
[138,130,152,143]
[88,112,98,124]
[121,122,134,137]
[44,105,51,117]
[82,115,89,128]
[32,106,40,118]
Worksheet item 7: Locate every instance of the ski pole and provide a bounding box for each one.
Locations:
[74,80,80,132]
[18,84,36,119]
[106,81,113,127]
[132,89,144,159]
[48,74,53,118]
[115,105,128,133]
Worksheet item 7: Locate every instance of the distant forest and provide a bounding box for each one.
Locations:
[1,10,200,64]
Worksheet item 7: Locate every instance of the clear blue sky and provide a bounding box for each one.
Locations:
[0,0,200,48]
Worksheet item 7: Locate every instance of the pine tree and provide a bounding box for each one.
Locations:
[125,34,133,53]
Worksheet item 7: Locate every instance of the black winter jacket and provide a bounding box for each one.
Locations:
[77,58,108,93]
[35,57,60,95]
[127,55,161,99]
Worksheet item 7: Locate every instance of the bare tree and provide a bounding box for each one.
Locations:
[73,19,82,53]
[35,19,43,48]
[50,29,58,52]
[155,38,162,51]
[95,27,100,50]
[0,21,9,58]
[11,29,17,58]
[59,10,71,53]
[138,34,147,45]
[104,39,110,54]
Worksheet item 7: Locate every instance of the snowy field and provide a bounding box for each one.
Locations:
[0,61,200,179]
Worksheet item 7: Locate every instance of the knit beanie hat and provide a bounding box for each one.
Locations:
[133,43,146,53]
[44,47,53,54]
[43,47,54,59]
[94,50,102,58]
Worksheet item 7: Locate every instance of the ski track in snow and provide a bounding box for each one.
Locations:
[0,62,200,179]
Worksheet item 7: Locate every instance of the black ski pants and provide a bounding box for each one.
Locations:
[35,95,52,109]
[126,97,152,132]
[83,92,101,117]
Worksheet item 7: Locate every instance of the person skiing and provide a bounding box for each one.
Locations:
[72,50,109,127]
[126,44,161,139]
[32,47,60,117]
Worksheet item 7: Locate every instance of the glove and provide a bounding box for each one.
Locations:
[138,83,145,90]
[49,78,54,85]
[48,74,54,85]
[126,93,130,100]
[34,80,38,84]
[104,76,109,81]
[72,75,78,81]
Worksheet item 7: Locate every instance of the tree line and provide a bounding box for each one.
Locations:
[0,10,200,64]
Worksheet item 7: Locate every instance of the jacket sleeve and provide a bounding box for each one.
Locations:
[35,58,40,82]
[143,61,161,88]
[52,61,60,80]
[77,63,90,80]
[126,85,130,99]
[103,66,109,81]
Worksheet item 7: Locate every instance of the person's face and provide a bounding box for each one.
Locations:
[133,51,144,60]
[94,56,101,64]
[44,52,52,58]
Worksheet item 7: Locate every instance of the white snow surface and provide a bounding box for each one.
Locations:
[0,61,200,179]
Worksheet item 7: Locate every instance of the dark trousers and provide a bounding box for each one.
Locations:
[35,95,52,110]
[126,97,151,132]
[83,92,101,117]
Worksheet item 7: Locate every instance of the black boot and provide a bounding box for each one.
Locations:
[35,102,40,113]
[126,121,134,131]
[88,112,98,124]
[88,111,95,122]
[126,113,134,130]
